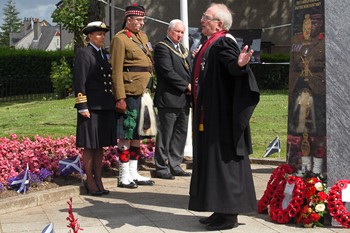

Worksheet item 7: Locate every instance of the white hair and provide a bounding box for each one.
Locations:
[168,19,185,30]
[211,3,233,31]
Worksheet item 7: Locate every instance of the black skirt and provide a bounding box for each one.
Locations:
[76,110,117,149]
[116,95,142,140]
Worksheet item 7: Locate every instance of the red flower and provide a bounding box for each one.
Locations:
[303,217,311,225]
[318,191,327,201]
[306,186,316,198]
[318,33,324,40]
[310,213,320,222]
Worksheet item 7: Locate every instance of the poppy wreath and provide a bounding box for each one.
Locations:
[269,175,306,224]
[327,179,350,228]
[258,164,293,213]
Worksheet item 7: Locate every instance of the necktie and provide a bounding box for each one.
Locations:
[177,45,182,54]
[100,49,104,59]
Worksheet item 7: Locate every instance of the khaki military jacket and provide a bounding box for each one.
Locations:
[110,29,153,100]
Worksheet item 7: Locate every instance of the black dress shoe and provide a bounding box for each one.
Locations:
[172,170,191,176]
[199,213,221,224]
[89,190,103,196]
[83,181,103,196]
[134,179,155,185]
[157,173,175,180]
[100,189,110,195]
[205,214,238,231]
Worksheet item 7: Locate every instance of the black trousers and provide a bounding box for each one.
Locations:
[155,108,189,175]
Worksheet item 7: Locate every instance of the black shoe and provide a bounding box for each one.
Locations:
[157,173,175,180]
[118,181,138,189]
[199,213,221,224]
[100,189,110,195]
[205,214,238,231]
[83,181,103,196]
[172,170,191,176]
[89,190,103,196]
[134,179,155,185]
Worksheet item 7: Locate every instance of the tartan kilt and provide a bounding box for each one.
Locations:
[116,95,142,140]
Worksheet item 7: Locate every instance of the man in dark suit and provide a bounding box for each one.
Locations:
[154,19,192,179]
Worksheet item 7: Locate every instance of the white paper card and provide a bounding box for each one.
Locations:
[282,194,292,210]
[284,182,295,196]
[342,185,350,202]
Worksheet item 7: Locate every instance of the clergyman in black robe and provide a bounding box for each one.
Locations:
[188,3,260,231]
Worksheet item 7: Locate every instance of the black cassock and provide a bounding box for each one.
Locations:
[189,36,260,214]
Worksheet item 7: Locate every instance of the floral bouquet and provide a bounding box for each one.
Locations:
[297,177,328,227]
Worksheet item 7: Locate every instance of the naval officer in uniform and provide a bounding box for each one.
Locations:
[73,21,116,196]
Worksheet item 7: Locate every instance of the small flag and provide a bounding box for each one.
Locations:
[42,223,54,233]
[10,163,30,193]
[59,155,83,177]
[263,136,281,157]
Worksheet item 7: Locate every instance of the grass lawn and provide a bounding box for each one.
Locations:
[0,90,288,159]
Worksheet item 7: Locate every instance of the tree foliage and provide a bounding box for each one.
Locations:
[88,0,104,22]
[51,0,90,51]
[0,0,22,47]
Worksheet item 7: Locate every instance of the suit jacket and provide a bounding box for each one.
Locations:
[73,44,115,110]
[154,37,192,109]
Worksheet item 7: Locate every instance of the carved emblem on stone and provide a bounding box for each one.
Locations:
[303,14,311,40]
[301,132,310,157]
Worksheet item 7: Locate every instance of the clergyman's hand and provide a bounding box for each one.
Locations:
[80,110,90,118]
[238,45,254,67]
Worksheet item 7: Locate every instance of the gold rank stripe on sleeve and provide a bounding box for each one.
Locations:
[75,93,87,104]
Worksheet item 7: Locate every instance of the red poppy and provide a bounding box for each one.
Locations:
[318,33,324,40]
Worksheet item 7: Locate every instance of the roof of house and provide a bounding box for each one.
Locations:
[30,26,60,50]
[10,18,59,50]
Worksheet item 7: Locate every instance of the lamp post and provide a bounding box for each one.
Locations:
[180,0,192,158]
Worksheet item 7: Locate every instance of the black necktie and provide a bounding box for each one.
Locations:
[100,49,104,59]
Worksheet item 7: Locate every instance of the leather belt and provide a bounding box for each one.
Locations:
[123,66,152,72]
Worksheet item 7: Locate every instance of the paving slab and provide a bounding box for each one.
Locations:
[0,162,349,233]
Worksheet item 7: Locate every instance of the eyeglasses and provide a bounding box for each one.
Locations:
[201,14,219,22]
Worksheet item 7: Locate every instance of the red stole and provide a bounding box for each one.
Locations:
[193,31,227,131]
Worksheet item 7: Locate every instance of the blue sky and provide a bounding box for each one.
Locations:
[0,0,58,26]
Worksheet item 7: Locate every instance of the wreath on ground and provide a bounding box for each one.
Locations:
[269,175,306,224]
[258,164,293,213]
[327,179,350,228]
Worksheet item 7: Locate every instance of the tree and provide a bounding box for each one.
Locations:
[88,0,104,22]
[0,0,22,47]
[51,0,89,51]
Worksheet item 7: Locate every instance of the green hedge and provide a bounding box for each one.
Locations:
[0,48,74,98]
[0,48,74,77]
[0,49,290,97]
[251,53,290,90]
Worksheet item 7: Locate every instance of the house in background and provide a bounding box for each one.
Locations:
[9,18,73,51]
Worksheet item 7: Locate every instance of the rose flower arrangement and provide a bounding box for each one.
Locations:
[296,177,328,227]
